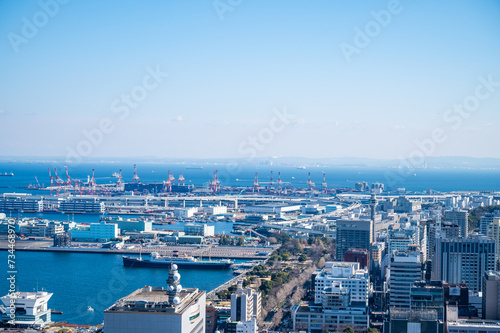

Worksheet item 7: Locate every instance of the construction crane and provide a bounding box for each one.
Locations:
[307,172,315,190]
[178,173,185,186]
[34,175,41,189]
[210,170,220,193]
[116,169,124,191]
[253,173,259,193]
[276,172,283,192]
[132,164,140,183]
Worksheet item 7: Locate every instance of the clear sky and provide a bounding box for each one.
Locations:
[1,0,499,160]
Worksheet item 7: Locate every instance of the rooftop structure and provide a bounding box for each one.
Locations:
[104,265,206,333]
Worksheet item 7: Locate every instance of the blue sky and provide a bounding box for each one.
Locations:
[0,0,499,160]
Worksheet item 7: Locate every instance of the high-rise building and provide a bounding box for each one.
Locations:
[482,271,500,320]
[480,211,500,236]
[487,217,500,270]
[389,251,422,309]
[293,263,370,331]
[432,234,496,293]
[443,209,469,237]
[441,222,461,239]
[335,220,372,261]
[343,249,370,271]
[230,284,261,323]
[410,281,445,321]
[104,265,206,333]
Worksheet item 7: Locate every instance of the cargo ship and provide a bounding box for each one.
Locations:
[123,252,233,269]
[0,172,14,177]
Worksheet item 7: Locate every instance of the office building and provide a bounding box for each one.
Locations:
[410,281,444,321]
[432,235,496,293]
[104,265,206,333]
[0,291,52,328]
[443,209,469,237]
[480,211,500,236]
[335,219,372,260]
[483,271,500,320]
[441,222,461,239]
[389,251,422,309]
[70,221,119,242]
[487,218,500,269]
[343,248,370,270]
[205,303,219,333]
[447,305,500,333]
[384,309,441,333]
[230,284,261,323]
[185,224,215,237]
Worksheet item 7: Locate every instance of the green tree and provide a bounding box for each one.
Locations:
[259,280,273,294]
[298,254,307,262]
[237,237,245,246]
[343,327,354,333]
[367,328,380,333]
[281,252,290,261]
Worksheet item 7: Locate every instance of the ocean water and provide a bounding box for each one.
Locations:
[0,251,236,325]
[1,161,500,193]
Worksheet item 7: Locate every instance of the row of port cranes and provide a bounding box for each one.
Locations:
[210,170,330,195]
[31,165,332,196]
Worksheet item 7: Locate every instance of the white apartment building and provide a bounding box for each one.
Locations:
[314,262,369,306]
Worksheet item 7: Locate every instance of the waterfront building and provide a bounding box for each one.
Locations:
[443,209,469,237]
[230,284,261,323]
[313,262,369,306]
[19,221,64,237]
[243,203,301,214]
[111,218,153,233]
[59,198,105,213]
[70,221,119,242]
[174,207,198,218]
[53,232,71,247]
[483,271,500,320]
[185,223,215,237]
[432,234,496,293]
[0,291,52,328]
[104,265,206,333]
[203,205,228,215]
[335,219,372,260]
[388,251,422,309]
[0,197,43,212]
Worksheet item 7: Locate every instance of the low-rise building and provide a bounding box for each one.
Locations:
[0,291,53,328]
